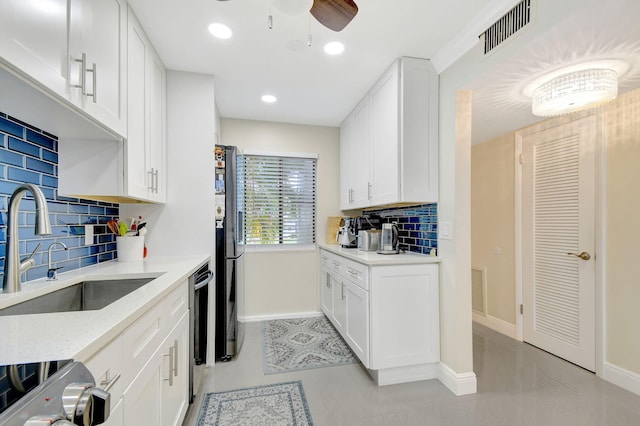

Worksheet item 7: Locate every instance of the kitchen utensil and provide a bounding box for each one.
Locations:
[107,220,120,235]
[119,221,128,237]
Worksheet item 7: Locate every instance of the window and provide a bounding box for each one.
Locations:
[242,152,317,246]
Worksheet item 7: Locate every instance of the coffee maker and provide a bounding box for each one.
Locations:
[336,217,358,248]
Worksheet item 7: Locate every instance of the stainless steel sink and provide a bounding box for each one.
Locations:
[0,278,156,316]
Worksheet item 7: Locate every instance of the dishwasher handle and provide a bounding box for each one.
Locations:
[194,271,213,290]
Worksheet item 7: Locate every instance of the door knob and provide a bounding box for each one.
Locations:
[567,251,591,261]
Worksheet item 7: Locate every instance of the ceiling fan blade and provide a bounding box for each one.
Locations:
[311,0,358,32]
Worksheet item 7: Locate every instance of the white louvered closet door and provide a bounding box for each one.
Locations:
[522,116,596,372]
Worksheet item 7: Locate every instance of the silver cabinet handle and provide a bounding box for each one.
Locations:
[154,169,159,194]
[341,282,345,300]
[86,61,97,103]
[148,168,155,191]
[567,251,591,261]
[368,182,372,200]
[163,346,174,386]
[173,339,179,377]
[100,372,121,392]
[347,268,358,277]
[72,53,96,103]
[72,53,87,94]
[326,272,331,288]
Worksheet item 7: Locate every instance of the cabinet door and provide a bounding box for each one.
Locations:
[122,352,162,425]
[344,281,369,367]
[69,0,126,136]
[161,313,189,426]
[330,272,346,332]
[352,99,371,207]
[126,9,152,199]
[0,0,70,97]
[147,48,167,202]
[370,264,440,370]
[370,65,399,206]
[320,267,332,316]
[340,114,355,210]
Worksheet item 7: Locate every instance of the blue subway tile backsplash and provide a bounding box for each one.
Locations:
[0,112,119,284]
[367,203,438,255]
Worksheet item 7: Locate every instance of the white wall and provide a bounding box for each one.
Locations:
[438,0,598,393]
[220,118,341,320]
[120,71,217,263]
[120,71,217,365]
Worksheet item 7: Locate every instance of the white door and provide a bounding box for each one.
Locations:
[522,115,596,371]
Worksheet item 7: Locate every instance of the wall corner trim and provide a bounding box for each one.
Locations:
[438,362,477,395]
[603,362,640,396]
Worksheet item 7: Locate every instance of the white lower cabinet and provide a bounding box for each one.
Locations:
[124,312,189,426]
[319,248,439,385]
[343,281,369,366]
[80,281,189,426]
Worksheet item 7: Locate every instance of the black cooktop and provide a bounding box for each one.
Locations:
[0,360,71,415]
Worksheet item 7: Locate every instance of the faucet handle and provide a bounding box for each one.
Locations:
[19,243,42,272]
[47,267,64,280]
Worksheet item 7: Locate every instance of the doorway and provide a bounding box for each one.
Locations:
[516,114,603,373]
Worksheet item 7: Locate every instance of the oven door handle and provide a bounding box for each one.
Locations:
[194,271,213,291]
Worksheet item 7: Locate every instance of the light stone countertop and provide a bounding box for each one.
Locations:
[0,255,209,365]
[318,243,440,265]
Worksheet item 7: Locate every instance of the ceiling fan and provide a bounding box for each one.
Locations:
[217,0,359,32]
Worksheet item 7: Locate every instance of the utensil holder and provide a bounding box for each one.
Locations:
[116,236,145,261]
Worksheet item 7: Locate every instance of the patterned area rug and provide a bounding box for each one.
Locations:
[262,316,357,374]
[197,381,313,426]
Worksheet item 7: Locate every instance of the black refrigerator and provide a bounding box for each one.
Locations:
[214,145,245,362]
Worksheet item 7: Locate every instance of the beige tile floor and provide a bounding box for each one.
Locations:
[183,322,640,425]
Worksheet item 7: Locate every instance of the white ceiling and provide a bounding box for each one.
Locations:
[126,0,640,144]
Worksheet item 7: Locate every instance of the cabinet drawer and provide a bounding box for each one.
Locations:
[83,335,125,402]
[164,280,188,328]
[122,299,165,382]
[342,258,369,291]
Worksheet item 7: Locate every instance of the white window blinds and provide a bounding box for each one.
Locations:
[243,153,316,245]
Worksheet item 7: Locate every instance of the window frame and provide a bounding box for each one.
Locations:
[242,150,318,250]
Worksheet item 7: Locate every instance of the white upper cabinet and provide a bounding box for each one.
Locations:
[339,57,439,210]
[0,0,70,96]
[58,3,167,203]
[340,98,371,209]
[68,0,127,136]
[126,7,166,202]
[0,0,127,137]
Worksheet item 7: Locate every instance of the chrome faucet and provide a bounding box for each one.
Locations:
[2,184,52,293]
[47,242,69,280]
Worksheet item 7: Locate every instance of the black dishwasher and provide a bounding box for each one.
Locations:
[188,263,213,403]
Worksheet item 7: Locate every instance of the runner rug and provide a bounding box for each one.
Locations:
[197,381,313,426]
[262,316,357,375]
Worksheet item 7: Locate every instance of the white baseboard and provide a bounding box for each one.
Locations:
[240,311,323,323]
[368,363,440,386]
[473,312,517,339]
[603,362,640,396]
[438,362,477,396]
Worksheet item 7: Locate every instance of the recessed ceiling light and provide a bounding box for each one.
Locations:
[324,42,345,56]
[208,23,232,39]
[261,95,277,103]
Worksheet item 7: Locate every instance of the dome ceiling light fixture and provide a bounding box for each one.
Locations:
[531,68,618,117]
[526,60,630,118]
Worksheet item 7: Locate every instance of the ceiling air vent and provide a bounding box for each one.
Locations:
[481,0,532,54]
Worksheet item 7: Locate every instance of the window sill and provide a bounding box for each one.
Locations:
[244,244,317,254]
